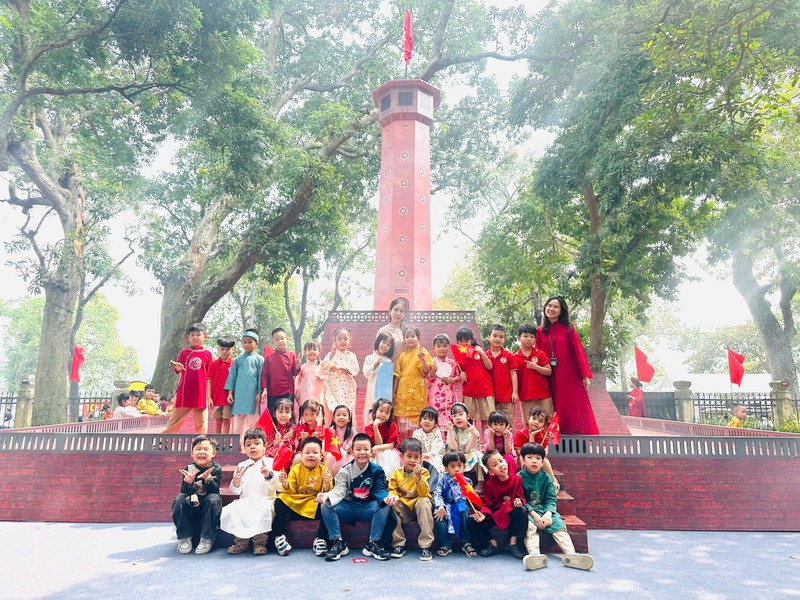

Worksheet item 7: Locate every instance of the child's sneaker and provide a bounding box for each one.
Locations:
[312,537,328,557]
[362,540,390,560]
[508,543,527,560]
[325,539,349,562]
[562,553,593,570]
[195,538,213,554]
[273,534,292,556]
[420,548,433,561]
[524,554,548,570]
[390,545,406,558]
[177,537,192,554]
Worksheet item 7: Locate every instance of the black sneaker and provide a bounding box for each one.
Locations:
[325,539,350,562]
[390,545,406,558]
[362,540,390,560]
[420,548,433,561]
[508,543,527,560]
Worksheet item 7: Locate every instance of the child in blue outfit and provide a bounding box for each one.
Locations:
[433,450,477,557]
[317,432,392,561]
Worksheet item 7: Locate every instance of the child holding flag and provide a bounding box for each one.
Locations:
[433,450,478,558]
[513,407,560,491]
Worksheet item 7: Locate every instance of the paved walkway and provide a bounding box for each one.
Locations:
[0,523,798,599]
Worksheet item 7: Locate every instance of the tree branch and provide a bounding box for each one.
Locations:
[419,51,566,81]
[81,238,136,308]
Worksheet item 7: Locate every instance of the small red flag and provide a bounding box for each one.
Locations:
[255,405,276,437]
[403,8,413,64]
[634,346,655,383]
[272,444,294,473]
[263,343,275,357]
[547,412,561,446]
[728,348,745,386]
[325,428,342,460]
[453,472,482,508]
[69,346,85,382]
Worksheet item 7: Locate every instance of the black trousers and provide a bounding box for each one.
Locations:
[272,497,327,539]
[468,506,528,549]
[172,493,221,540]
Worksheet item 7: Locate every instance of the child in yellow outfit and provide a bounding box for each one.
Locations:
[385,438,435,561]
[393,326,433,439]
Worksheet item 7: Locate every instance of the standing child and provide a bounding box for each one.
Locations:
[221,428,280,555]
[225,329,265,448]
[393,326,434,439]
[447,402,484,491]
[264,397,298,462]
[520,443,593,571]
[295,340,325,419]
[385,438,435,561]
[487,325,520,427]
[468,450,528,559]
[451,327,494,434]
[271,436,332,556]
[365,398,403,474]
[433,450,477,558]
[515,324,553,420]
[260,327,301,416]
[362,332,395,429]
[171,435,222,554]
[320,328,359,428]
[426,333,460,430]
[318,433,393,561]
[209,336,235,434]
[325,404,356,476]
[412,407,445,474]
[163,323,213,434]
[484,410,517,467]
[513,407,559,491]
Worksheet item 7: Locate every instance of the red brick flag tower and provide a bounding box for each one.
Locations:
[371,80,440,310]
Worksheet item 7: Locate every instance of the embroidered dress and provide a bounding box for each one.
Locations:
[412,427,444,473]
[320,350,359,413]
[426,356,460,428]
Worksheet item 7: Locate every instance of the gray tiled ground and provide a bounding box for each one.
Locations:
[0,523,798,599]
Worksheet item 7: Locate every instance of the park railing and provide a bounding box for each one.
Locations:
[0,391,116,428]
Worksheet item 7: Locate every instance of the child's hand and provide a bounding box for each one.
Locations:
[471,511,486,522]
[511,392,519,403]
[172,361,185,372]
[179,469,194,485]
[529,428,543,443]
[552,478,560,493]
[532,512,545,529]
[299,430,309,440]
[316,492,328,504]
[385,495,399,507]
[412,464,423,479]
[260,463,272,478]
[460,372,467,382]
[232,466,244,487]
[373,418,382,429]
[434,506,447,521]
[294,356,302,369]
[370,447,377,457]
[278,471,287,486]
[227,392,234,405]
[418,347,425,360]
[513,498,523,508]
[322,471,332,484]
[542,512,553,528]
[282,430,294,441]
[199,469,216,483]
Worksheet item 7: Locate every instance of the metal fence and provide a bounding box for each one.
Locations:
[0,392,115,428]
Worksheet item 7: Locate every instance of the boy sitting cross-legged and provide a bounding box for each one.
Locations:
[384,438,435,561]
[317,433,392,561]
[519,442,593,571]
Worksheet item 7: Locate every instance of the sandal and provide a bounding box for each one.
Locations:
[437,546,453,556]
[461,543,478,558]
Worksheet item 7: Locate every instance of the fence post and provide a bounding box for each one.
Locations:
[16,376,34,428]
[769,380,794,426]
[674,380,693,423]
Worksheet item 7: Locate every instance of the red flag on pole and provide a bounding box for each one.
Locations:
[547,412,561,446]
[453,472,482,509]
[727,348,745,386]
[325,428,342,460]
[272,444,294,473]
[255,405,276,437]
[69,346,85,382]
[634,346,655,383]
[403,8,413,64]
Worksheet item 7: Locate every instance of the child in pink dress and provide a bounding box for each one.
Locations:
[426,333,461,430]
[295,340,324,421]
[320,328,359,428]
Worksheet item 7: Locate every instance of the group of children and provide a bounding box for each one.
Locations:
[169,320,592,571]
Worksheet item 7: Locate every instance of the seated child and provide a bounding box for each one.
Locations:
[412,407,445,474]
[171,435,223,555]
[446,402,484,491]
[484,410,517,466]
[520,443,593,571]
[325,404,356,476]
[385,438,435,561]
[364,398,403,474]
[264,397,298,462]
[727,404,747,428]
[513,407,559,491]
[221,427,280,555]
[272,436,332,556]
[296,400,327,441]
[433,450,477,558]
[318,433,393,561]
[468,450,527,559]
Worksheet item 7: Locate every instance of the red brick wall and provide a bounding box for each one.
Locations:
[555,456,800,531]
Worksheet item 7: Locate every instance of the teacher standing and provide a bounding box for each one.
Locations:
[535,296,599,435]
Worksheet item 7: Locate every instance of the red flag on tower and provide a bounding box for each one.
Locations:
[403,8,413,64]
[634,346,656,383]
[727,348,745,386]
[69,346,85,382]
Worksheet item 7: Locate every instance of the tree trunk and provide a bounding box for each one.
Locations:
[581,181,608,371]
[731,248,799,396]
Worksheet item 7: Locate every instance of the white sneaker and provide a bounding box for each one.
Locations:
[562,553,593,570]
[312,537,328,557]
[195,538,214,554]
[523,554,548,570]
[177,537,192,554]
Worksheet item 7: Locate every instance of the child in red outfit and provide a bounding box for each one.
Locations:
[514,324,553,421]
[163,323,213,434]
[451,327,493,434]
[209,336,236,434]
[513,407,559,491]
